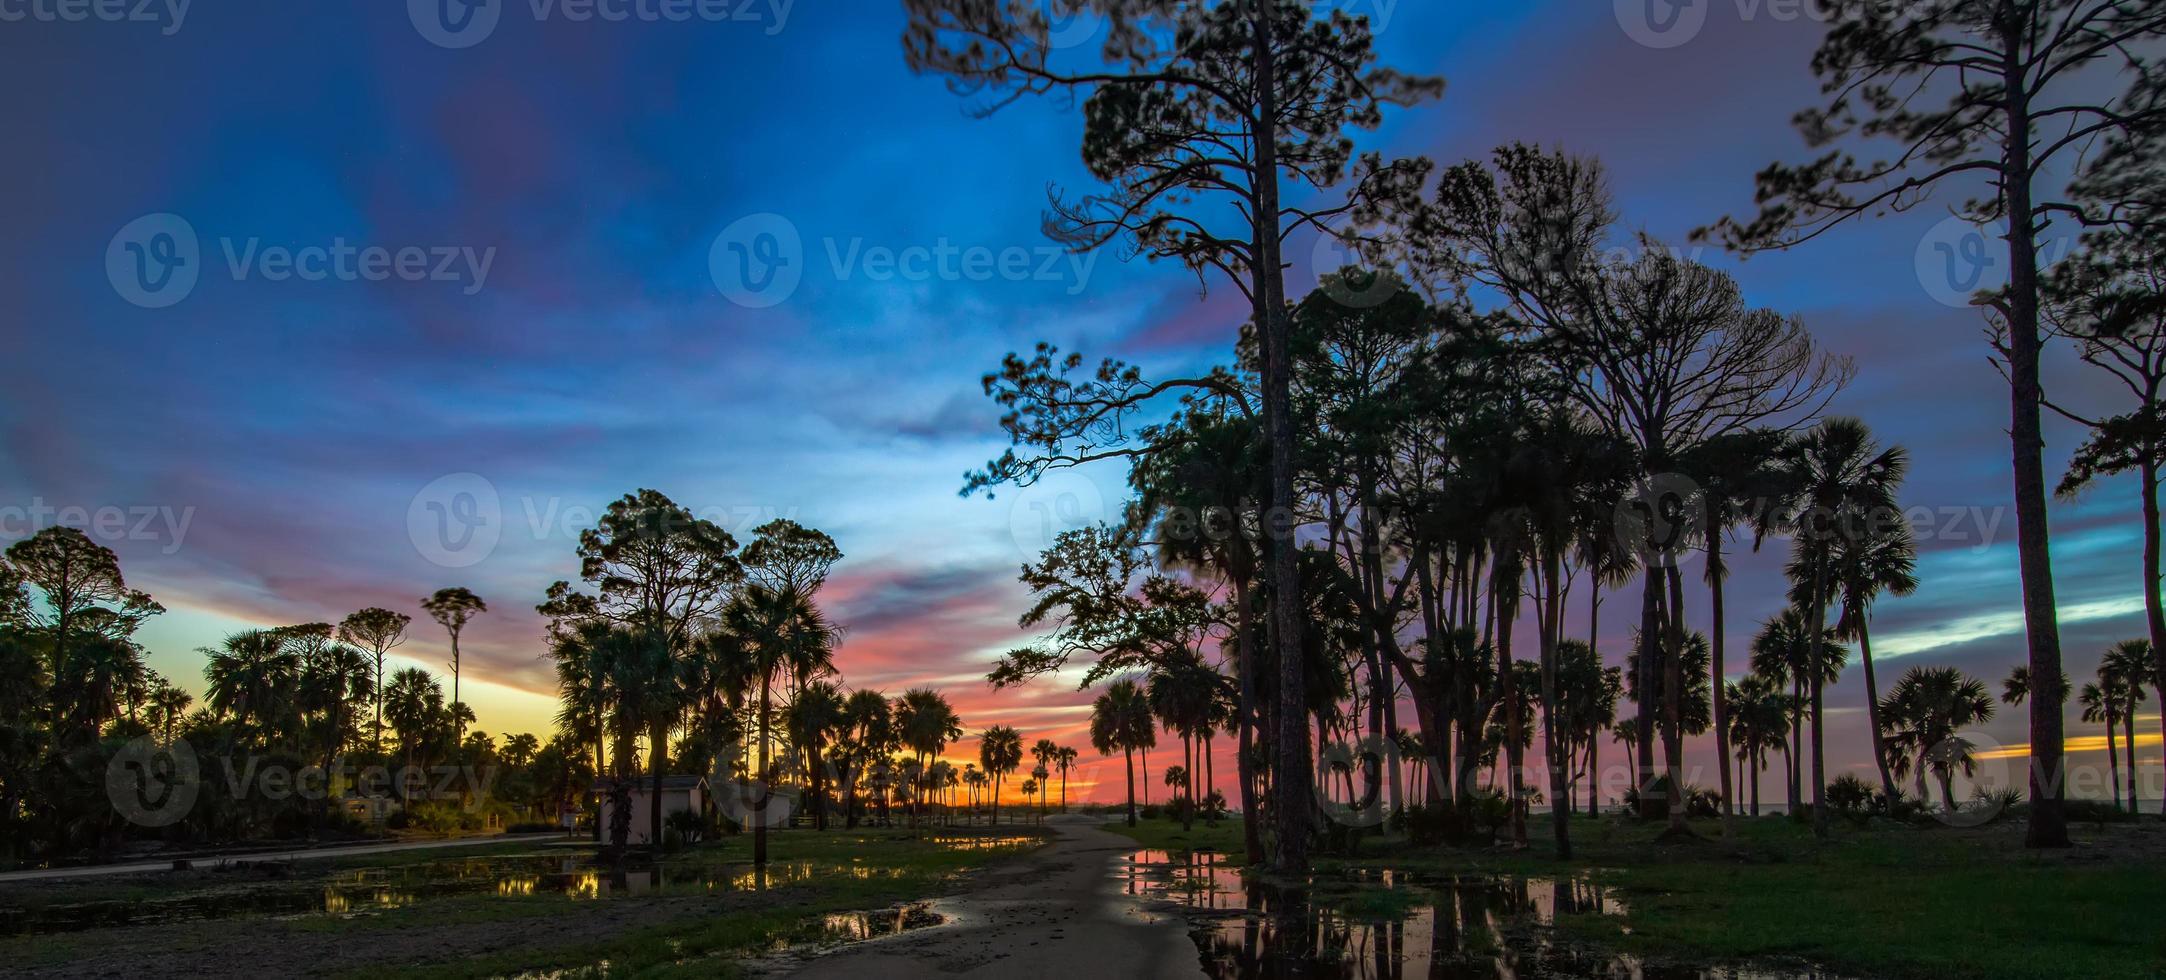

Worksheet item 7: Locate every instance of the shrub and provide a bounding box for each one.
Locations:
[665,808,706,844]
[1827,774,1875,813]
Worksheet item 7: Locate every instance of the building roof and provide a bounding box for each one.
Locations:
[590,775,709,793]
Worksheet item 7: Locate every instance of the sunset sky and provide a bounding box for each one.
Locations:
[3,0,2158,804]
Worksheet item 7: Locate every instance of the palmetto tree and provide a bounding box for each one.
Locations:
[787,680,847,830]
[1765,417,1906,836]
[1880,666,1996,813]
[837,688,893,828]
[1749,607,1846,816]
[1810,509,1919,808]
[2101,640,2152,814]
[895,688,963,826]
[977,725,1023,826]
[382,666,446,783]
[1147,659,1224,831]
[1090,679,1150,826]
[203,629,301,743]
[1031,738,1059,818]
[1054,745,1077,813]
[723,584,839,864]
[298,642,374,772]
[2079,682,2129,812]
[1726,673,1792,817]
[148,682,193,745]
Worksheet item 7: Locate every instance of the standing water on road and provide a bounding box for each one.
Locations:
[1117,850,1828,979]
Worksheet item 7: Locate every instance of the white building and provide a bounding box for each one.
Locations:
[591,775,707,846]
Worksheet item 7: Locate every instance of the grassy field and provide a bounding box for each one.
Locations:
[1104,812,2166,980]
[0,825,1050,978]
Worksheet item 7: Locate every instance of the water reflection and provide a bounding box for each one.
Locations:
[816,902,945,941]
[1119,851,1823,980]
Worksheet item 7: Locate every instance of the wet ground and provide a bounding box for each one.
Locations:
[1116,849,1830,980]
[0,842,1003,937]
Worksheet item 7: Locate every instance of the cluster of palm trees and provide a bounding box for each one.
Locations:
[0,526,601,858]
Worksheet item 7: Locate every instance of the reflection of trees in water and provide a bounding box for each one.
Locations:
[1189,872,1710,980]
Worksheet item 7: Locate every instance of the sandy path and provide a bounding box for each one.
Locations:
[777,815,1206,980]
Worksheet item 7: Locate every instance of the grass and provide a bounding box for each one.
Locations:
[1099,815,1246,854]
[1108,812,2166,980]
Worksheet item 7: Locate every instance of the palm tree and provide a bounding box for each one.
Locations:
[787,680,847,830]
[203,629,301,742]
[1766,417,1906,836]
[1031,737,1060,815]
[2102,640,2153,813]
[837,688,892,828]
[723,584,839,865]
[977,726,1023,826]
[1726,673,1792,816]
[382,666,446,785]
[895,688,963,826]
[1147,658,1226,831]
[1090,680,1149,826]
[2079,682,2127,812]
[1880,666,1996,813]
[1750,607,1846,816]
[1054,745,1078,812]
[962,764,985,823]
[1815,500,1918,808]
[148,682,193,745]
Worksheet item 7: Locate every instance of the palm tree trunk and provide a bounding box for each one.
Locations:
[754,674,771,866]
[1858,616,1899,810]
[648,719,667,850]
[2108,710,2125,812]
[1230,573,1264,863]
[1634,571,1660,818]
[2123,710,2138,816]
[1707,520,1734,839]
[1123,746,1136,826]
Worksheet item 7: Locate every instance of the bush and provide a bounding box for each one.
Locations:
[665,808,706,844]
[1827,774,1875,813]
[1402,794,1510,846]
[1139,804,1162,821]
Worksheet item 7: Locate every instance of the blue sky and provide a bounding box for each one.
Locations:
[1,0,2155,799]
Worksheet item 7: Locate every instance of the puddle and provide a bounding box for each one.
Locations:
[0,831,1035,937]
[1120,850,1827,980]
[814,902,946,941]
